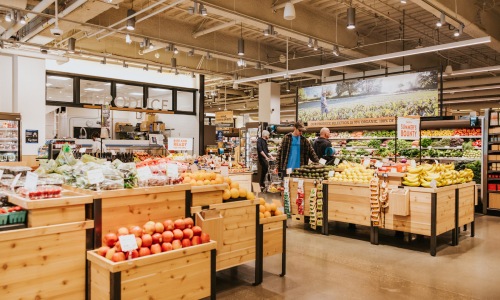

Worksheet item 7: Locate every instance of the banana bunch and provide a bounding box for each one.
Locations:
[403,163,474,188]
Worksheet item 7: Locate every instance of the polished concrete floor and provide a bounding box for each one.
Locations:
[215,213,500,299]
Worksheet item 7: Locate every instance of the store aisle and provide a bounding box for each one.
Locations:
[216,214,500,299]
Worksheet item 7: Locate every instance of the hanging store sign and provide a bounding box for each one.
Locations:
[167,138,193,151]
[307,117,396,128]
[397,116,420,140]
[215,111,233,124]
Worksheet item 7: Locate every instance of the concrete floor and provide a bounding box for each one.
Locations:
[215,213,500,300]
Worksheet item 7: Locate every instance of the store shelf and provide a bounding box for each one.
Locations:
[487,190,500,193]
[488,142,500,145]
[488,171,500,173]
[488,160,500,163]
[488,151,500,154]
[421,136,481,139]
[421,157,481,161]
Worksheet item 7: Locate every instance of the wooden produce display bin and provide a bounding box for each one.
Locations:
[192,200,263,285]
[260,214,287,276]
[289,178,317,219]
[70,185,191,248]
[327,182,371,227]
[228,172,252,192]
[191,183,228,207]
[87,241,217,300]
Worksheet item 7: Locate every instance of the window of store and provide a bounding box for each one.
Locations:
[79,79,112,105]
[176,90,196,114]
[46,74,74,103]
[115,83,144,108]
[148,87,173,111]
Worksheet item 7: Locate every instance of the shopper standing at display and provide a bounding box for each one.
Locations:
[257,130,273,190]
[313,127,333,159]
[277,121,319,174]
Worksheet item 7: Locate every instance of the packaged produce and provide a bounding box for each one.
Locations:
[16,185,62,200]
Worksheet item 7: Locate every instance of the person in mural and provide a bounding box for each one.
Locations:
[320,91,329,116]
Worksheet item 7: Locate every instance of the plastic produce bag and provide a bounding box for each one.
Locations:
[55,144,78,166]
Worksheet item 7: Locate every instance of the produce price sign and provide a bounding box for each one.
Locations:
[397,116,420,140]
[215,111,233,124]
[308,117,395,128]
[168,138,193,151]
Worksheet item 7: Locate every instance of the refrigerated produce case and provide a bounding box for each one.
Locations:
[245,123,260,173]
[0,113,21,162]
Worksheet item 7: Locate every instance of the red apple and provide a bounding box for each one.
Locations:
[114,241,122,252]
[161,242,173,252]
[162,231,174,243]
[181,239,191,248]
[172,239,182,250]
[139,247,151,257]
[103,233,118,247]
[152,233,163,244]
[151,244,162,254]
[174,219,186,230]
[117,227,129,236]
[173,229,183,240]
[97,246,110,257]
[191,236,201,246]
[155,222,164,233]
[184,217,194,229]
[143,221,156,235]
[163,219,174,231]
[142,234,153,248]
[200,232,210,244]
[192,226,202,236]
[111,252,126,262]
[129,226,143,237]
[135,237,142,248]
[183,228,193,239]
[125,249,139,259]
[105,247,116,260]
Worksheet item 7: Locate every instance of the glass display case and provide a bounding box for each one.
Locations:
[0,113,21,162]
[245,127,259,172]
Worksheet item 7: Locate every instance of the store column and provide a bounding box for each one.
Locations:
[258,82,280,124]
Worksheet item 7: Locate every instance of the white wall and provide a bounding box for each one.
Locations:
[14,57,46,155]
[46,59,200,153]
[0,55,13,112]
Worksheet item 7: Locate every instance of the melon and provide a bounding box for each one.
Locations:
[246,191,255,200]
[270,203,277,212]
[230,182,240,189]
[222,189,231,200]
[259,205,266,213]
[230,188,240,199]
[238,188,247,198]
[259,212,264,219]
[263,211,271,218]
[264,203,271,212]
[259,198,266,206]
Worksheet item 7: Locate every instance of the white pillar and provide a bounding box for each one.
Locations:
[0,54,13,112]
[258,82,280,124]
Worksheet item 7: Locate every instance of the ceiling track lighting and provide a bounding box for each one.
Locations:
[332,45,339,56]
[123,61,128,68]
[126,9,136,31]
[199,3,207,16]
[67,37,76,54]
[263,24,277,36]
[347,7,356,29]
[286,80,291,92]
[188,48,195,56]
[165,43,173,52]
[238,23,245,56]
[237,58,246,67]
[283,1,296,20]
[4,11,12,22]
[307,37,313,48]
[125,33,132,44]
[144,64,149,71]
[436,12,445,27]
[206,52,212,60]
[173,47,179,54]
[171,57,177,69]
[158,66,162,73]
[313,39,319,51]
[20,15,26,25]
[454,24,464,37]
[142,38,150,49]
[101,57,106,65]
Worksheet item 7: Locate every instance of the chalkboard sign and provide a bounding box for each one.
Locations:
[26,129,38,143]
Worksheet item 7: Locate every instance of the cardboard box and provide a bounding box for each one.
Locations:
[140,121,151,132]
[153,122,165,132]
[147,113,158,122]
[493,145,500,151]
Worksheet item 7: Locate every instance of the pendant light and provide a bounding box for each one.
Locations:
[238,23,245,56]
[286,80,291,92]
[171,57,177,69]
[436,12,445,27]
[126,9,136,31]
[20,15,26,25]
[283,1,296,20]
[68,38,76,53]
[332,45,340,56]
[307,37,313,48]
[445,64,453,75]
[5,11,12,22]
[347,7,356,30]
[313,39,318,51]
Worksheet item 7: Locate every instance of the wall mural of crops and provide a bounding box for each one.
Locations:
[298,71,439,122]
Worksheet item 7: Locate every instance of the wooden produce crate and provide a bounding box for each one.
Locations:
[289,178,317,217]
[457,182,476,239]
[191,183,228,207]
[192,200,263,284]
[260,214,287,277]
[71,185,191,248]
[87,241,217,300]
[327,182,371,227]
[8,191,93,227]
[228,172,252,192]
[0,220,94,299]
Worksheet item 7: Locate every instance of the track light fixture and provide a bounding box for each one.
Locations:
[123,61,128,68]
[144,64,149,71]
[263,24,277,36]
[125,33,132,44]
[68,38,76,53]
[347,7,356,29]
[286,80,291,92]
[158,66,162,73]
[4,11,11,22]
[332,45,339,56]
[237,58,246,67]
[238,23,245,56]
[307,37,313,48]
[454,25,463,37]
[188,48,194,56]
[313,39,318,51]
[206,52,212,60]
[173,47,179,54]
[171,57,177,69]
[126,9,136,31]
[101,57,106,64]
[149,43,154,50]
[436,12,445,27]
[20,15,26,25]
[199,3,207,16]
[142,38,150,49]
[165,43,173,52]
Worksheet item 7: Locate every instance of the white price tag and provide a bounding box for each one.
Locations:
[334,158,340,165]
[137,167,152,180]
[292,178,299,182]
[167,163,179,178]
[119,234,138,252]
[0,169,3,181]
[190,164,199,173]
[252,182,261,193]
[319,158,327,165]
[328,170,335,177]
[430,179,437,189]
[24,171,38,191]
[363,158,370,167]
[375,161,383,168]
[10,173,21,189]
[79,148,87,153]
[111,150,116,155]
[410,160,417,168]
[286,168,292,175]
[87,169,104,185]
[434,160,439,165]
[220,166,229,177]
